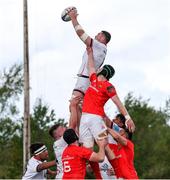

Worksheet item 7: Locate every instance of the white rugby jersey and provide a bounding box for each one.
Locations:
[78,39,107,76]
[53,137,67,179]
[22,157,47,180]
[99,156,116,179]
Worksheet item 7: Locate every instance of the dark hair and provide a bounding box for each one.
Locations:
[30,143,45,154]
[102,30,111,43]
[97,64,115,80]
[63,128,79,145]
[49,124,61,138]
[125,128,133,140]
[116,114,126,126]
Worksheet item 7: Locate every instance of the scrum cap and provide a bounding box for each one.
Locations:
[98,64,115,80]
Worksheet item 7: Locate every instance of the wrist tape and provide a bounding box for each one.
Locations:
[74,24,83,31]
[80,33,88,42]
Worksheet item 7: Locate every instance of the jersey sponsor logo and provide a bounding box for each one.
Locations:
[107,86,114,93]
[62,156,75,161]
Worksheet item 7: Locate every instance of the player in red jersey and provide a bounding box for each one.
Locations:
[62,128,108,179]
[79,47,135,149]
[107,127,138,179]
[49,97,82,179]
[78,47,135,179]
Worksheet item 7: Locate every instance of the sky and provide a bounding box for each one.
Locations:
[0,0,170,121]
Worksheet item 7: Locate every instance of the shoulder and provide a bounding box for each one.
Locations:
[28,157,41,170]
[93,39,107,49]
[29,157,40,164]
[54,137,67,147]
[79,146,93,158]
[105,82,116,92]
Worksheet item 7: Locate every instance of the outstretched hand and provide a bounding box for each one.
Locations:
[96,138,108,148]
[125,119,135,133]
[68,9,78,20]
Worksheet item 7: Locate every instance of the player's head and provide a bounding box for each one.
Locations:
[97,64,115,80]
[113,114,126,128]
[95,31,111,44]
[49,124,67,140]
[102,31,111,43]
[30,143,48,160]
[63,128,79,145]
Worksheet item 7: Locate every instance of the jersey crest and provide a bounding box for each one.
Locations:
[107,85,114,93]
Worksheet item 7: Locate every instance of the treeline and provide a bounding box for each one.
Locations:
[0,64,170,178]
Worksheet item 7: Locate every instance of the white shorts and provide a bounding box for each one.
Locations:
[73,76,90,94]
[79,113,107,148]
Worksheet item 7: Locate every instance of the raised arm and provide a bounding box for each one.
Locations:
[107,128,127,146]
[89,139,107,162]
[111,95,135,133]
[68,9,92,47]
[68,96,81,130]
[86,46,96,76]
[103,115,113,128]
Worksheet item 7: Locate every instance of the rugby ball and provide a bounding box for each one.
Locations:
[61,6,77,22]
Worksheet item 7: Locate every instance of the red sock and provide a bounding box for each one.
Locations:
[89,161,102,179]
[109,159,122,178]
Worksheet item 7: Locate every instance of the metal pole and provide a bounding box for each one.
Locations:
[23,0,31,172]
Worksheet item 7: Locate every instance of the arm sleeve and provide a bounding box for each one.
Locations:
[30,160,41,172]
[106,83,117,98]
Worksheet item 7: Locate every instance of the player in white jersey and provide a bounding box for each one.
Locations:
[67,8,111,105]
[22,143,56,180]
[49,125,67,179]
[49,97,81,179]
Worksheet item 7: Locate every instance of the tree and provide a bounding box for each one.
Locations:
[0,64,23,117]
[124,93,170,178]
[0,64,65,178]
[0,65,170,178]
[0,64,23,178]
[0,97,67,178]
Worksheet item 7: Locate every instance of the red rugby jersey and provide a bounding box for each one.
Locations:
[109,141,138,179]
[82,73,117,117]
[119,140,138,179]
[62,145,93,179]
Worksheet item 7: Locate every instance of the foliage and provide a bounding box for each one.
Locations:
[0,98,64,178]
[124,93,170,179]
[0,65,170,178]
[0,64,23,178]
[0,64,23,117]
